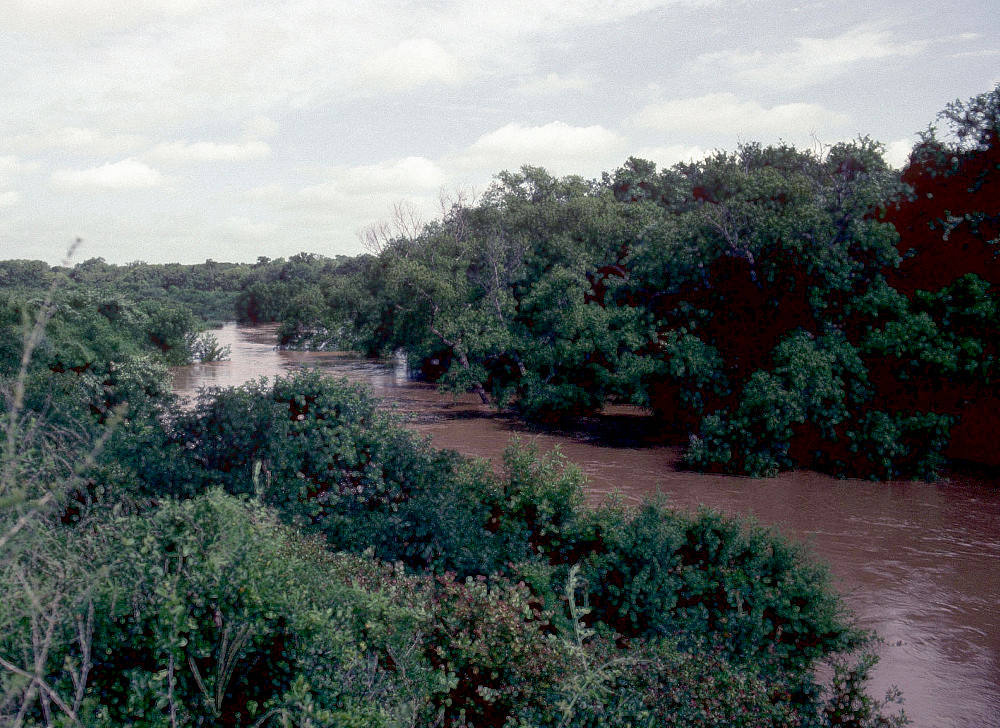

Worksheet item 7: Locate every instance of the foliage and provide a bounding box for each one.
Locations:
[527,636,799,728]
[569,503,854,677]
[423,574,568,726]
[822,652,909,728]
[149,371,500,574]
[79,491,444,727]
[0,352,903,727]
[0,268,137,727]
[482,440,586,563]
[877,83,1000,465]
[9,85,993,727]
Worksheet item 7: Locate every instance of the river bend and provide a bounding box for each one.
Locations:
[171,324,1000,728]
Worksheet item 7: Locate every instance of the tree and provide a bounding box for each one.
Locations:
[878,84,1000,465]
[620,141,906,475]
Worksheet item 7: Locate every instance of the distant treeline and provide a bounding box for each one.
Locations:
[3,86,997,479]
[0,252,359,326]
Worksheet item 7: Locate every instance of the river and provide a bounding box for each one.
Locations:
[171,323,1000,728]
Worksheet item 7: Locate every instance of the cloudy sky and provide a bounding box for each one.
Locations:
[2,0,997,265]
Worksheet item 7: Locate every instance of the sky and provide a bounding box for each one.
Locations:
[1,0,997,265]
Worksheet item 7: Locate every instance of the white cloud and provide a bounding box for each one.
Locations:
[517,73,591,95]
[429,0,692,48]
[692,26,928,88]
[948,49,1000,58]
[0,156,37,206]
[634,93,849,138]
[3,0,681,44]
[51,158,163,189]
[295,157,451,251]
[456,121,625,174]
[0,155,40,185]
[361,38,465,92]
[222,216,277,239]
[0,0,701,138]
[635,144,709,168]
[300,157,447,202]
[242,116,279,139]
[884,137,915,168]
[244,182,287,200]
[7,127,146,155]
[1,0,211,39]
[1,1,696,132]
[148,139,271,162]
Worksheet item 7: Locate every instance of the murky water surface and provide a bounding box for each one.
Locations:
[172,323,1000,728]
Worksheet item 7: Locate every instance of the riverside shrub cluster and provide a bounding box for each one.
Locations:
[2,363,906,726]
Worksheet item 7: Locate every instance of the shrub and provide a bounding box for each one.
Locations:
[154,371,497,574]
[482,439,586,564]
[572,503,855,679]
[524,636,799,728]
[423,574,569,726]
[81,491,446,726]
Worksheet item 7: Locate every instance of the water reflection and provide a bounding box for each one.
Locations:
[171,323,1000,728]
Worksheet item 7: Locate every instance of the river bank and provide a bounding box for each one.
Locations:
[172,323,1000,728]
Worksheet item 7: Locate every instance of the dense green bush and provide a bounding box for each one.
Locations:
[423,574,568,725]
[149,372,856,658]
[1,354,905,727]
[568,503,854,680]
[0,491,457,726]
[83,491,444,726]
[523,636,800,728]
[144,373,587,579]
[149,371,499,574]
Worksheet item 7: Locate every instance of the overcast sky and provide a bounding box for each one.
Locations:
[1,0,997,265]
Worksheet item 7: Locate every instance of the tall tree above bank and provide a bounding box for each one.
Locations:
[880,84,999,465]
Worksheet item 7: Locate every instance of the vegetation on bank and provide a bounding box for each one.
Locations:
[1,331,904,724]
[1,85,995,725]
[4,87,995,479]
[285,86,996,480]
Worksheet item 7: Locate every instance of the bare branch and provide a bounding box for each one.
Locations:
[359,200,426,256]
[70,600,94,714]
[0,652,81,728]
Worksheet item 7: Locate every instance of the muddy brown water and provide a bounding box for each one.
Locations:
[171,323,1000,728]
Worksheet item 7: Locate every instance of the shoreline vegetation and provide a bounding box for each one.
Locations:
[0,85,995,725]
[5,88,995,479]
